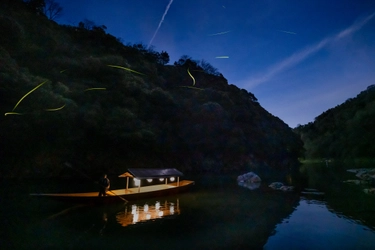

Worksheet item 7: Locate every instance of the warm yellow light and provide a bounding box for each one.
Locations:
[155,201,160,210]
[133,213,139,223]
[170,177,175,182]
[131,205,137,215]
[147,179,153,183]
[170,205,175,215]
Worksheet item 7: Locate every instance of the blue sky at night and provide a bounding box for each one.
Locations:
[55,0,375,127]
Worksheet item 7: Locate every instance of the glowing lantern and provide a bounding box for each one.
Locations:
[131,205,137,215]
[170,205,174,215]
[133,213,139,223]
[134,178,140,186]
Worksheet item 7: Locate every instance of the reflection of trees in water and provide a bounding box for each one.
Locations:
[181,191,300,248]
[325,183,375,230]
[300,162,375,230]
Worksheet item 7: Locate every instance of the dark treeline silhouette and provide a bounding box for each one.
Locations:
[294,85,375,160]
[22,0,62,20]
[0,1,303,178]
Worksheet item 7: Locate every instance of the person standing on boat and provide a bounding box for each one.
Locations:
[98,174,110,196]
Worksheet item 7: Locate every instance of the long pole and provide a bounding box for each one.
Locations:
[65,162,128,203]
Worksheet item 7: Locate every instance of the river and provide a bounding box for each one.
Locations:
[1,163,375,249]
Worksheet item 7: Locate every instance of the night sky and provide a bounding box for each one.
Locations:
[55,0,375,127]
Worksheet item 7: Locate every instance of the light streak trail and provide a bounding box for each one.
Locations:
[147,0,174,49]
[84,88,107,91]
[108,65,145,75]
[187,68,196,86]
[4,112,23,116]
[12,80,48,111]
[45,104,66,112]
[179,86,203,90]
[245,12,375,88]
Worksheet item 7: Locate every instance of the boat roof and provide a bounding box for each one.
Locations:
[126,168,183,179]
[118,172,134,178]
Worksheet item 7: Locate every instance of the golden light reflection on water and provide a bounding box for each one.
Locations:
[116,199,180,227]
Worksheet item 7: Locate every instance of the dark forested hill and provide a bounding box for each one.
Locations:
[294,85,375,160]
[0,1,303,178]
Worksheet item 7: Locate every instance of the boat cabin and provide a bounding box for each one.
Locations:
[119,168,184,193]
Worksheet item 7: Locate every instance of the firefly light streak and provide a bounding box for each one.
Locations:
[84,88,107,91]
[179,86,203,90]
[45,104,66,112]
[11,80,48,111]
[4,112,23,116]
[187,68,195,86]
[108,65,145,75]
[5,79,67,115]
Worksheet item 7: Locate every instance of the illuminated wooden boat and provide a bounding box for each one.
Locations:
[30,168,194,203]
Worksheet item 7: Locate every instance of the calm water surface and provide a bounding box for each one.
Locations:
[1,163,375,249]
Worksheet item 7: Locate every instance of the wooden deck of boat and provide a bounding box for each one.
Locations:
[34,180,194,198]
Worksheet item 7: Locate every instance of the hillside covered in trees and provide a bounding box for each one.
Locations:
[294,85,375,160]
[0,0,303,178]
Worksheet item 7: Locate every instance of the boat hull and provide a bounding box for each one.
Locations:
[30,180,194,203]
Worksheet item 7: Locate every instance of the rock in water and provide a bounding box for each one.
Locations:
[237,172,261,183]
[268,182,294,192]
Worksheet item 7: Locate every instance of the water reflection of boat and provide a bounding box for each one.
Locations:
[30,168,194,203]
[116,199,180,227]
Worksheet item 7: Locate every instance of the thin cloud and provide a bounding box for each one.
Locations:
[244,12,375,88]
[147,0,174,49]
[208,30,231,36]
[278,30,297,35]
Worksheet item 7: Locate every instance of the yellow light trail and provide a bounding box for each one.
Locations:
[187,68,196,86]
[84,88,107,91]
[4,112,23,116]
[12,80,48,111]
[179,86,203,90]
[107,65,145,75]
[45,104,66,112]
